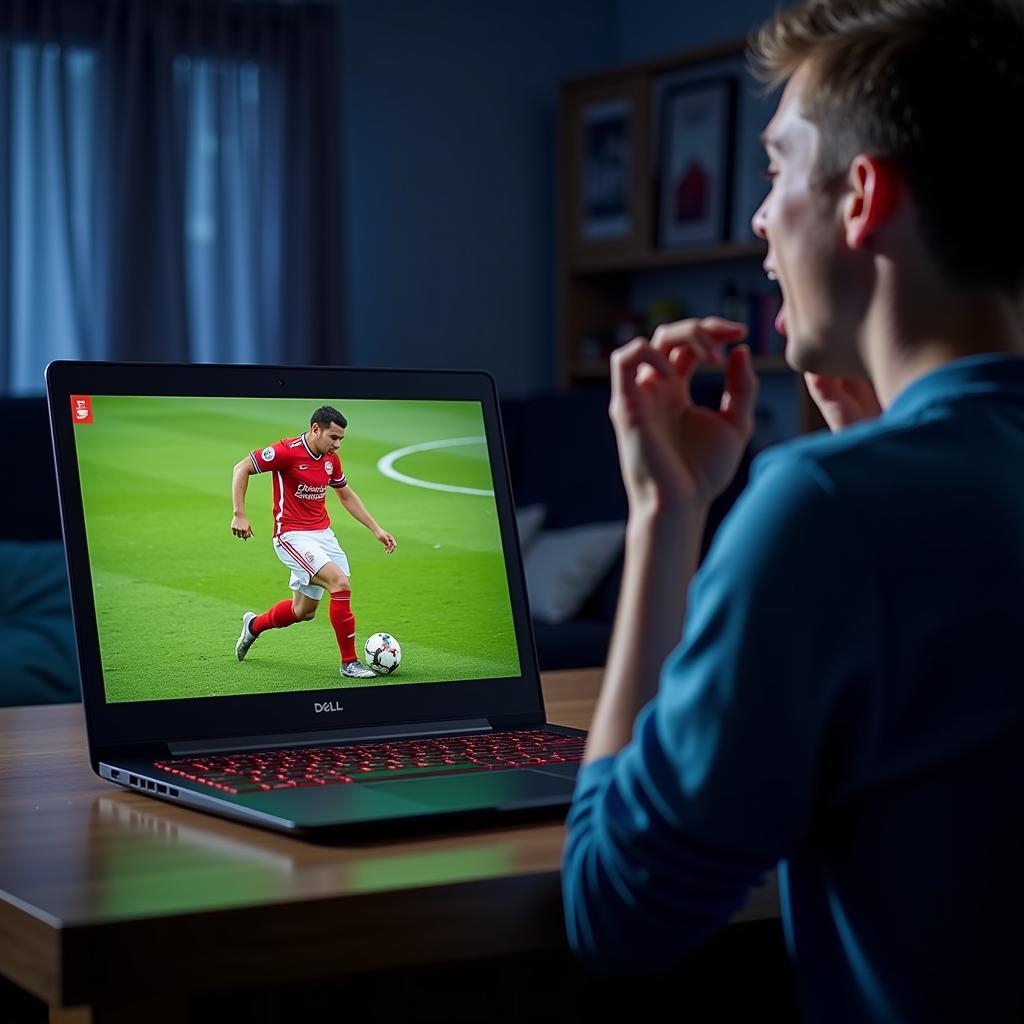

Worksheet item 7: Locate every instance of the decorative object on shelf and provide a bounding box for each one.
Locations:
[720,280,746,324]
[656,76,737,248]
[613,309,647,348]
[580,333,608,363]
[647,298,684,334]
[580,97,633,242]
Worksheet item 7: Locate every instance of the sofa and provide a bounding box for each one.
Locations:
[501,385,751,670]
[0,398,80,705]
[0,385,751,705]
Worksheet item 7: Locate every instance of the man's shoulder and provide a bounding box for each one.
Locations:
[751,416,908,494]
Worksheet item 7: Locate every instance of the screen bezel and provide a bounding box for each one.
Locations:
[46,360,543,751]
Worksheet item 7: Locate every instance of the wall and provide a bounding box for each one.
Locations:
[340,0,616,395]
[616,0,779,64]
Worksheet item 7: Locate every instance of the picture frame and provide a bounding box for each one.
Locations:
[656,76,737,247]
[580,97,633,242]
[564,77,647,262]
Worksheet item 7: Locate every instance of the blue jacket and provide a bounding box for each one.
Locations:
[563,355,1024,1023]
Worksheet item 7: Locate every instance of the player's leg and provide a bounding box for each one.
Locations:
[236,595,304,660]
[291,592,320,621]
[236,533,326,661]
[312,554,375,680]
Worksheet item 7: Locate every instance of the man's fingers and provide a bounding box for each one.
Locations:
[667,344,700,387]
[651,317,748,366]
[719,345,759,435]
[698,316,749,335]
[610,337,675,394]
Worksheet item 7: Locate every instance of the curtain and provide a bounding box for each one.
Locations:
[0,0,344,393]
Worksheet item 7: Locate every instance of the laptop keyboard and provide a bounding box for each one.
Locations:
[153,729,586,794]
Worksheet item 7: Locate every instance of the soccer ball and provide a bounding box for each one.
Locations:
[364,632,401,675]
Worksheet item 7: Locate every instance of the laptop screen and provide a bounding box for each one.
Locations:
[70,394,521,705]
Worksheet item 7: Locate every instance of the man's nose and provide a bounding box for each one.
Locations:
[751,200,768,240]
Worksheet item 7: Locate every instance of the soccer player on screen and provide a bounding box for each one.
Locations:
[230,405,396,679]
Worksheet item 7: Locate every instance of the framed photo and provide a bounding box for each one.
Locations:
[657,76,737,247]
[580,98,633,242]
[564,77,647,261]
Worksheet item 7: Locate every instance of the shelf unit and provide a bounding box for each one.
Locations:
[556,40,824,433]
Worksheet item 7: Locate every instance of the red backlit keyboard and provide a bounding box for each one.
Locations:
[154,729,586,794]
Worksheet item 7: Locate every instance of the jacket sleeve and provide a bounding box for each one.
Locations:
[561,453,882,975]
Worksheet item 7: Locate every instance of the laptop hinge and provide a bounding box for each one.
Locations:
[168,718,493,757]
[488,713,547,730]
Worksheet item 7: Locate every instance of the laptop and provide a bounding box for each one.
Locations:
[46,360,588,838]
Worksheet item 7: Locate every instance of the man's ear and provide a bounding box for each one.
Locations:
[843,155,901,249]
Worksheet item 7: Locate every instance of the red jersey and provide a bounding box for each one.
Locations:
[249,434,347,537]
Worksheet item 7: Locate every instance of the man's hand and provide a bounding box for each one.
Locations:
[374,528,397,554]
[609,317,758,513]
[804,373,882,431]
[231,514,253,540]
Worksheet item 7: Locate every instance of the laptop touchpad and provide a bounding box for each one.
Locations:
[375,770,572,810]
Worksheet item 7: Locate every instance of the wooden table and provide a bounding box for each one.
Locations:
[0,669,782,1023]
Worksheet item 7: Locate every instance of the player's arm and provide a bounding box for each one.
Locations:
[231,457,257,540]
[336,485,396,553]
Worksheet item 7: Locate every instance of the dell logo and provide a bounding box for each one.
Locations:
[314,701,344,713]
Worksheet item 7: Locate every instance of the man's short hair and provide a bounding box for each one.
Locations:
[748,0,1024,295]
[310,405,347,430]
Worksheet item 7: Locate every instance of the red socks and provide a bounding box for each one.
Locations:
[329,591,357,662]
[251,599,299,636]
[250,593,356,663]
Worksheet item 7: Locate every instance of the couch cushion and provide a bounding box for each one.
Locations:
[523,521,626,625]
[0,398,63,541]
[0,541,80,705]
[514,503,547,552]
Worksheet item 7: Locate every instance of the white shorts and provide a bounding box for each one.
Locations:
[273,528,351,600]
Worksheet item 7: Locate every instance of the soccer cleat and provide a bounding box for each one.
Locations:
[340,659,377,679]
[236,612,258,661]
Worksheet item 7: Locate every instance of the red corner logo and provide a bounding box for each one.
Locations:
[71,395,93,425]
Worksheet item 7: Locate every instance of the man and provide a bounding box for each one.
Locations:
[562,1,1024,1021]
[231,405,396,680]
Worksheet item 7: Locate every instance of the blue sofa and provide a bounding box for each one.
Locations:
[0,398,79,705]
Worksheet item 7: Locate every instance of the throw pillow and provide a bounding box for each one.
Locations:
[523,521,626,625]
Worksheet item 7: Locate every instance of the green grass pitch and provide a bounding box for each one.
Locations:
[73,396,521,703]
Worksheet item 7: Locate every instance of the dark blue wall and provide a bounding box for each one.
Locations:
[340,1,617,395]
[340,0,785,397]
[616,0,778,63]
